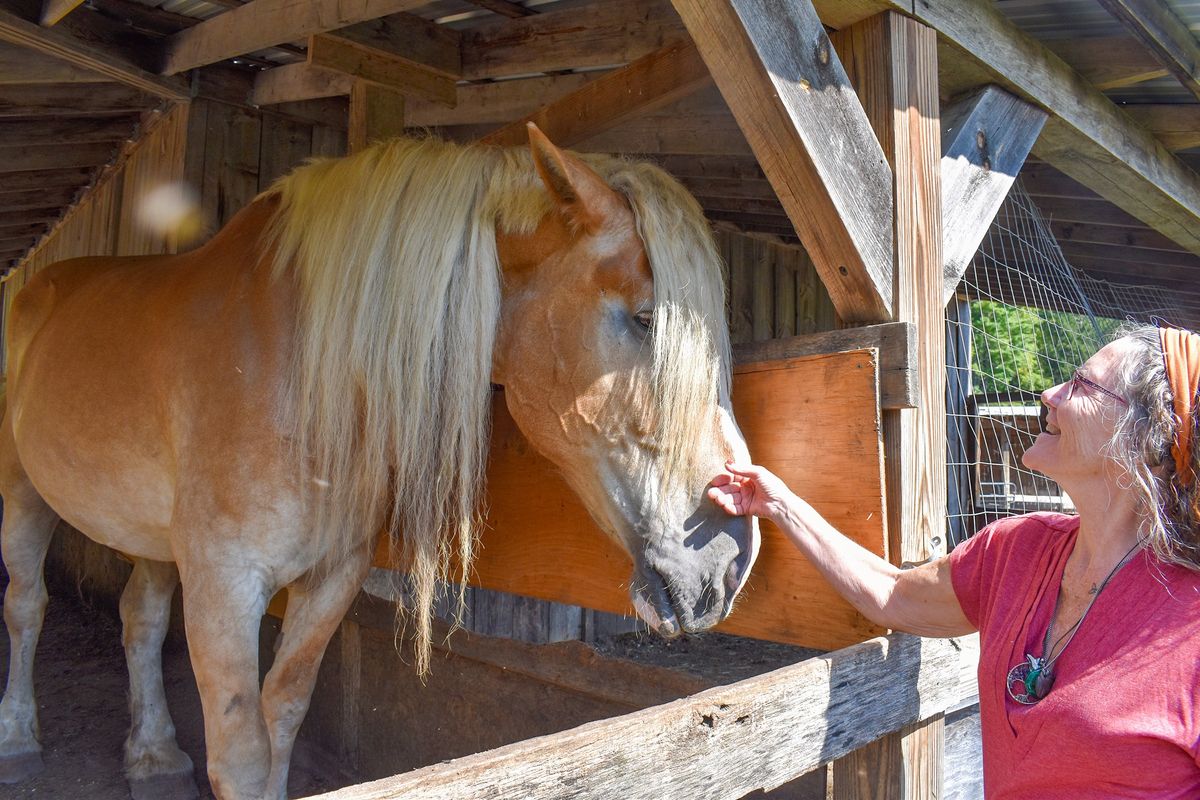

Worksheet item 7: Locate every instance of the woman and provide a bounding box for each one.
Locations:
[708,324,1200,798]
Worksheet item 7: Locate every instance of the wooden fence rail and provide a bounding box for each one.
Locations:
[314,632,979,800]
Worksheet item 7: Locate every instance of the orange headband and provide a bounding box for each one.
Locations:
[1159,327,1200,487]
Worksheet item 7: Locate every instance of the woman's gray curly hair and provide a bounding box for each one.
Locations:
[1106,322,1200,571]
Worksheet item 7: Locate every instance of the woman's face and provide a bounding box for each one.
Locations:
[1022,339,1131,485]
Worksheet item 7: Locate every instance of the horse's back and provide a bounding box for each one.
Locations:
[3,198,300,561]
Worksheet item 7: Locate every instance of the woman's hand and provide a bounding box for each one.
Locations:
[707,461,795,523]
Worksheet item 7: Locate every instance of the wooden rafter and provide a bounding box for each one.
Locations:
[0,116,137,146]
[673,0,894,323]
[462,0,688,80]
[0,41,107,83]
[464,0,535,18]
[0,83,156,118]
[308,34,457,107]
[1043,35,1169,90]
[159,0,429,75]
[0,6,187,99]
[481,40,711,148]
[1123,104,1200,151]
[0,142,117,172]
[1096,0,1200,101]
[253,63,354,106]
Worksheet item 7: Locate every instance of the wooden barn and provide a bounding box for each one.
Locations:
[0,0,1197,797]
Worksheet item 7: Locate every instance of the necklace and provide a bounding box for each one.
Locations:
[1006,538,1142,705]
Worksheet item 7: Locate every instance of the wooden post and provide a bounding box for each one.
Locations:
[830,12,946,800]
[348,80,406,154]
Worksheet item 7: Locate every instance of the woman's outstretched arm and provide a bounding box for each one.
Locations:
[708,462,975,638]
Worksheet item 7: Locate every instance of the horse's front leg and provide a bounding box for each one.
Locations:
[120,557,198,800]
[0,492,58,783]
[179,561,272,800]
[260,541,374,799]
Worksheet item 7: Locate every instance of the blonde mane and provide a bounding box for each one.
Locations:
[262,136,730,672]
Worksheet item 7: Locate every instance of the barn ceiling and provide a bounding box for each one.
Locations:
[0,0,1197,298]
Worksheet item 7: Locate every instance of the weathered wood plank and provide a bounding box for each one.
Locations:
[1123,104,1200,152]
[0,189,76,211]
[0,142,117,172]
[253,63,355,106]
[940,86,1047,303]
[1049,218,1191,252]
[349,80,405,153]
[464,0,535,18]
[0,82,155,117]
[0,115,137,146]
[408,73,596,127]
[733,323,916,410]
[322,12,461,78]
[311,633,974,800]
[672,0,895,323]
[160,0,429,75]
[461,0,688,80]
[0,6,187,99]
[308,33,457,107]
[1042,35,1169,89]
[0,40,107,83]
[1096,0,1200,101]
[481,40,710,148]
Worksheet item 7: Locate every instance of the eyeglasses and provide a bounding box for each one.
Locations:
[1065,370,1127,406]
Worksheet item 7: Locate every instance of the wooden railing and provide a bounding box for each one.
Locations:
[312,632,979,800]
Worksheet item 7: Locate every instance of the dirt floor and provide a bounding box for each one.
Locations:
[0,568,344,800]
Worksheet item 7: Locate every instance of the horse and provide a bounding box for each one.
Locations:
[0,124,759,799]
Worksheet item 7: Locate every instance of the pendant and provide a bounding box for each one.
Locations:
[1006,655,1056,705]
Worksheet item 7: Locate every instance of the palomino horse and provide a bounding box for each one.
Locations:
[0,125,759,799]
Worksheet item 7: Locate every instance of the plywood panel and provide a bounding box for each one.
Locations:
[375,349,887,650]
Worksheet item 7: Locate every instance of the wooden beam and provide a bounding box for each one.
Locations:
[253,63,355,106]
[0,115,137,146]
[1096,0,1200,101]
[308,33,457,107]
[1017,161,1103,200]
[1123,104,1200,152]
[1042,35,1169,90]
[39,0,82,25]
[0,235,36,250]
[406,73,597,127]
[481,40,711,148]
[461,0,689,80]
[574,112,753,157]
[0,82,156,117]
[348,80,406,153]
[734,322,916,409]
[0,223,47,239]
[465,0,535,18]
[672,0,894,323]
[160,0,429,75]
[320,12,460,78]
[0,6,187,100]
[1027,195,1154,228]
[0,189,76,211]
[311,633,973,800]
[900,0,1200,256]
[0,142,117,172]
[0,212,59,228]
[1049,219,1189,252]
[1058,240,1200,269]
[0,40,107,83]
[940,86,1047,304]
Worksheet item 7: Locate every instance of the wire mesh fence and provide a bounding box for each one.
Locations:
[945,182,1200,548]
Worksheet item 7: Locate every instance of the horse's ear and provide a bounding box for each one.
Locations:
[527,123,620,232]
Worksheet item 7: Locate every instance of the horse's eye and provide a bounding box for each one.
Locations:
[634,310,653,331]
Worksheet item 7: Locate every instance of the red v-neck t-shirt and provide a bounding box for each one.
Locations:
[949,512,1200,798]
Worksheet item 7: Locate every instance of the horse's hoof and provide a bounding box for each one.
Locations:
[0,748,44,783]
[128,769,200,800]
